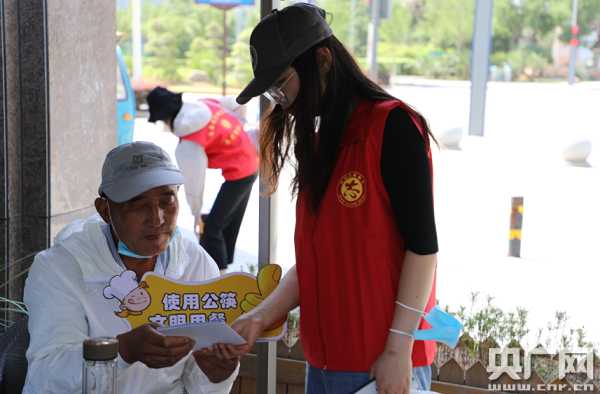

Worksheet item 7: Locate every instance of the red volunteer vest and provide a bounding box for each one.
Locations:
[179,99,258,181]
[295,100,437,372]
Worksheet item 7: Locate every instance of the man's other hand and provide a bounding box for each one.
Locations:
[192,348,240,383]
[117,323,195,369]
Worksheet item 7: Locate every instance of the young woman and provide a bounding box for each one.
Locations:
[207,4,439,394]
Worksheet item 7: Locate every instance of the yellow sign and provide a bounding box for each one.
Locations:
[103,265,286,341]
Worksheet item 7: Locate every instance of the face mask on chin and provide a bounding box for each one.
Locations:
[106,199,180,259]
[116,227,180,258]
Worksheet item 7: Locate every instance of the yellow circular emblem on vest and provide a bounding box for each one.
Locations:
[221,119,232,129]
[337,172,366,208]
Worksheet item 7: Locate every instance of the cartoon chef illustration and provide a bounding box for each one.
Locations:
[103,270,151,318]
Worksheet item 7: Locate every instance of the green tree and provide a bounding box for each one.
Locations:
[557,0,600,45]
[141,0,227,81]
[117,6,132,36]
[131,0,252,82]
[379,0,413,75]
[493,0,528,52]
[319,0,370,56]
[185,21,223,84]
[492,0,600,53]
[525,0,568,42]
[493,0,570,50]
[229,27,254,87]
[144,18,184,80]
[420,0,475,53]
[506,45,548,80]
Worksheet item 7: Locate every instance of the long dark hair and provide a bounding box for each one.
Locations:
[259,35,436,212]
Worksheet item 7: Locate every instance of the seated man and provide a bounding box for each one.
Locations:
[23,141,239,393]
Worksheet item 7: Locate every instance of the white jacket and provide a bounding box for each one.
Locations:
[23,214,237,394]
[174,98,247,217]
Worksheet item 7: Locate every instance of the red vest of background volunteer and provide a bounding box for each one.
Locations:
[179,99,258,181]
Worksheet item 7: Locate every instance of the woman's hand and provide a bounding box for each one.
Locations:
[371,251,436,393]
[229,313,266,354]
[200,264,300,358]
[199,312,266,358]
[369,348,413,394]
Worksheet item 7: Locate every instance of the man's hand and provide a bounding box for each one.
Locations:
[117,323,195,369]
[194,216,203,240]
[192,349,240,383]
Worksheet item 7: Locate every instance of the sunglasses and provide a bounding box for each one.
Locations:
[263,71,296,104]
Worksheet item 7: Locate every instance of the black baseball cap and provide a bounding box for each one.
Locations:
[147,86,183,123]
[236,3,333,105]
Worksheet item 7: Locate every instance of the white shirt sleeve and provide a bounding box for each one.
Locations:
[23,249,102,394]
[216,96,247,121]
[175,139,208,217]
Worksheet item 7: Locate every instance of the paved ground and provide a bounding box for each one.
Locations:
[390,81,600,350]
[134,80,600,350]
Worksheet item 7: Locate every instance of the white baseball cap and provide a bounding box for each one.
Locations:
[98,141,186,203]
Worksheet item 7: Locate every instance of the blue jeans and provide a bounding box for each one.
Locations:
[305,363,432,394]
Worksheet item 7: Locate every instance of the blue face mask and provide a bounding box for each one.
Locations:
[117,227,180,258]
[106,199,180,259]
[413,305,464,348]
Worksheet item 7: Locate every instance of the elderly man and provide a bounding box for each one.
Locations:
[23,141,239,393]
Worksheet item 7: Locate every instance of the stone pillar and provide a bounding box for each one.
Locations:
[0,0,116,323]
